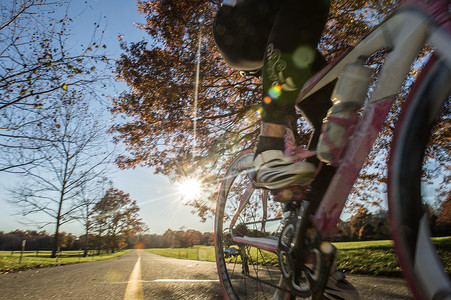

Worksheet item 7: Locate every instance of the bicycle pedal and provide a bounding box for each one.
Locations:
[274,187,305,202]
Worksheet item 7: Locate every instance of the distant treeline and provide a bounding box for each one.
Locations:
[132,229,214,249]
[0,229,214,251]
[0,230,80,251]
[3,204,449,251]
[337,206,450,241]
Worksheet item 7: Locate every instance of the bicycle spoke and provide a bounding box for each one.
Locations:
[215,150,291,300]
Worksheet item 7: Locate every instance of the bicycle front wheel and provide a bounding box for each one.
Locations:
[214,149,293,300]
[388,55,451,300]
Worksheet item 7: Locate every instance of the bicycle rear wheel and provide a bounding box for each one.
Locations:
[388,56,451,300]
[215,149,293,300]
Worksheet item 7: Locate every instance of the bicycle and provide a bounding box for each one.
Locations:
[214,0,451,299]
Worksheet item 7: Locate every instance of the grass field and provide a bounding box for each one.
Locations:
[335,237,451,276]
[148,245,216,262]
[148,237,451,277]
[0,249,131,273]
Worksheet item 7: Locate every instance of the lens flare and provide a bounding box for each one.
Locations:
[293,45,315,69]
[255,107,262,117]
[268,85,282,100]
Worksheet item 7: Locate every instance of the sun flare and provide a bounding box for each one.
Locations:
[177,177,202,201]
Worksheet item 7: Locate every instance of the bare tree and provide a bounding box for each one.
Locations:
[0,0,111,172]
[9,93,114,258]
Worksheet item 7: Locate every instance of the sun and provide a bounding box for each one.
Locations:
[177,177,202,201]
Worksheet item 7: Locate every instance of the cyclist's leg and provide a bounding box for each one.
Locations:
[260,0,330,128]
[254,0,330,189]
[297,55,335,165]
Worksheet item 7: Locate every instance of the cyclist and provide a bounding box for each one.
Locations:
[213,0,359,299]
[213,0,335,190]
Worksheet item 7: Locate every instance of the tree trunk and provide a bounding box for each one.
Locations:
[83,208,89,257]
[83,230,89,257]
[51,188,66,258]
[97,226,103,255]
[51,220,60,258]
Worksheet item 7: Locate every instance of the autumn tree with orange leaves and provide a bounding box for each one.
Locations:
[93,188,147,253]
[436,195,451,236]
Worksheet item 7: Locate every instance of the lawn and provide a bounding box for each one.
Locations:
[0,249,131,273]
[334,237,450,276]
[148,245,216,262]
[148,237,451,277]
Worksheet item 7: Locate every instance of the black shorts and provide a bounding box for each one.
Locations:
[213,0,279,71]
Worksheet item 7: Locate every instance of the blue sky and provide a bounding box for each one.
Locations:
[0,0,214,235]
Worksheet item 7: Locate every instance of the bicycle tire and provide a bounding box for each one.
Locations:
[388,55,451,300]
[214,149,294,300]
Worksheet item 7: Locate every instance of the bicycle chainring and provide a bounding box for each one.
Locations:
[277,207,335,298]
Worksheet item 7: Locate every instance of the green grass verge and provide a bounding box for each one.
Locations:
[335,237,451,276]
[147,245,216,262]
[0,249,132,273]
[148,237,451,277]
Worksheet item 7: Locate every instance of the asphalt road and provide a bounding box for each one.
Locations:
[0,249,413,299]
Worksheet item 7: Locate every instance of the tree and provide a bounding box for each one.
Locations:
[349,206,371,239]
[358,223,375,241]
[9,95,113,258]
[92,188,147,252]
[77,178,113,257]
[436,194,451,236]
[0,0,111,173]
[58,231,76,249]
[112,0,260,171]
[201,232,214,246]
[336,219,351,241]
[371,208,390,240]
[148,233,167,248]
[184,229,202,247]
[0,229,54,250]
[161,229,180,248]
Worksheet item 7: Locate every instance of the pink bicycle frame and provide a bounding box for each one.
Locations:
[295,0,451,238]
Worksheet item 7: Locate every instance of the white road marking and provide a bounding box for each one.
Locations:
[113,279,220,284]
[123,255,144,300]
[153,279,220,282]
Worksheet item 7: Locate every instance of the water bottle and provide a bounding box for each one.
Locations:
[317,59,372,164]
